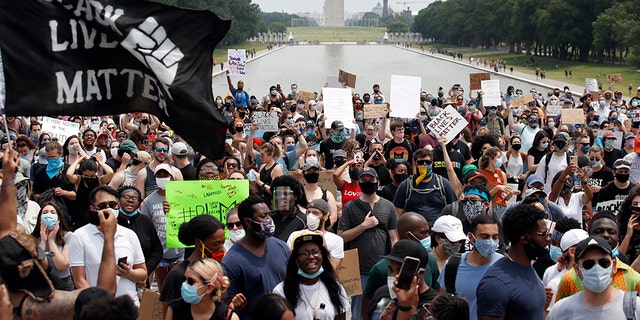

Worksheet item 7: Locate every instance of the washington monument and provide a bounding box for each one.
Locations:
[324,0,344,27]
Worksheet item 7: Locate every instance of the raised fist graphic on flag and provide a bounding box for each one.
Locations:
[121,17,184,93]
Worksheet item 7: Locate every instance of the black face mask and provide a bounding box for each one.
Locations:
[373,153,381,161]
[524,239,548,261]
[512,144,522,151]
[359,181,378,195]
[394,173,408,183]
[616,173,630,183]
[290,106,296,113]
[334,159,346,168]
[235,126,244,133]
[304,172,320,184]
[141,119,149,125]
[554,141,566,151]
[238,112,246,118]
[438,92,444,97]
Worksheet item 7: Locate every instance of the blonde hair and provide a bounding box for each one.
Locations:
[260,141,281,159]
[188,258,227,297]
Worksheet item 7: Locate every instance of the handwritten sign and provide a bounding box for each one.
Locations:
[322,87,355,129]
[227,49,246,75]
[390,75,421,119]
[138,290,163,320]
[510,93,535,107]
[41,117,80,143]
[469,72,491,90]
[595,199,623,214]
[165,180,250,248]
[426,106,468,144]
[546,106,562,117]
[481,80,501,106]
[585,78,598,92]
[251,111,278,132]
[298,91,315,103]
[561,109,585,125]
[336,249,362,297]
[338,69,357,88]
[364,103,388,119]
[288,170,337,199]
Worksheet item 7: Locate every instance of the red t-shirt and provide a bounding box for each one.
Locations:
[341,182,362,207]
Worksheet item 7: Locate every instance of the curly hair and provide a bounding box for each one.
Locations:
[271,175,308,208]
[617,186,640,236]
[429,294,470,320]
[471,133,499,160]
[282,242,344,313]
[502,203,546,244]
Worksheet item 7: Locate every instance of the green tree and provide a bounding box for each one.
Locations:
[269,22,287,33]
[387,21,409,33]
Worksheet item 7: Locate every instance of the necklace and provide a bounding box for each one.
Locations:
[300,282,321,319]
[506,254,514,262]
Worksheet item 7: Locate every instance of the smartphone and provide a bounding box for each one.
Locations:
[88,210,110,226]
[396,257,421,290]
[353,150,363,163]
[570,155,577,166]
[118,257,128,266]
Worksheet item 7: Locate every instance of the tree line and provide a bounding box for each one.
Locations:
[411,0,640,65]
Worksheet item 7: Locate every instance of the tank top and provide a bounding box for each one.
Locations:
[123,167,138,187]
[144,166,158,198]
[73,177,100,228]
[480,168,507,207]
[259,162,277,186]
[506,151,524,179]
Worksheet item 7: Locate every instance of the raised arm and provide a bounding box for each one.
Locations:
[0,147,19,237]
[66,154,87,186]
[332,160,353,191]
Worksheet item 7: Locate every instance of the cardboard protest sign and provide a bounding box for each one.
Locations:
[595,199,623,214]
[165,180,250,248]
[469,72,491,90]
[510,93,535,107]
[426,106,469,144]
[336,249,362,296]
[251,111,278,132]
[322,87,355,129]
[41,117,80,143]
[561,109,585,125]
[227,49,246,75]
[138,290,163,320]
[364,103,388,119]
[288,171,337,198]
[338,69,357,88]
[481,80,501,106]
[298,91,315,103]
[597,130,623,149]
[546,106,562,117]
[585,78,598,92]
[390,75,421,119]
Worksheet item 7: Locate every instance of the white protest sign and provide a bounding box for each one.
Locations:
[585,78,598,92]
[426,105,468,144]
[389,75,421,119]
[546,106,562,117]
[41,117,80,143]
[251,112,278,132]
[595,199,624,214]
[227,49,246,75]
[481,80,501,106]
[322,87,355,129]
[597,130,623,149]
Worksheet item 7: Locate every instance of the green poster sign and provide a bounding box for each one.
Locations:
[165,180,250,248]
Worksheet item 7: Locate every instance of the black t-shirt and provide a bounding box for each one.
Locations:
[105,156,122,172]
[319,138,345,169]
[589,165,614,205]
[179,163,197,181]
[603,148,625,169]
[383,139,416,166]
[527,147,547,165]
[159,259,191,302]
[452,140,472,162]
[432,147,464,183]
[369,163,390,187]
[594,182,633,208]
[272,207,307,242]
[377,183,399,202]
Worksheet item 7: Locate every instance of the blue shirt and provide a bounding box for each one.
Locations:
[476,258,546,320]
[438,252,503,320]
[231,88,250,107]
[223,237,290,320]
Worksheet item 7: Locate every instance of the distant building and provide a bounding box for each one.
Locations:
[323,0,344,27]
[372,2,383,16]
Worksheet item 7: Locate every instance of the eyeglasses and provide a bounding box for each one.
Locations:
[155,147,169,153]
[226,221,242,229]
[581,257,612,270]
[200,167,218,172]
[121,195,139,202]
[416,160,432,166]
[298,250,321,259]
[94,201,119,210]
[532,231,551,238]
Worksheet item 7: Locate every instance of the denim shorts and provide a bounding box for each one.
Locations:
[158,253,185,268]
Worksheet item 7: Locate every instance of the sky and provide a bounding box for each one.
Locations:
[252,0,431,15]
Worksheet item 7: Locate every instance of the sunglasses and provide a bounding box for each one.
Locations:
[226,163,238,169]
[155,147,169,153]
[416,159,433,166]
[226,221,242,229]
[200,167,218,172]
[581,257,611,270]
[182,276,200,286]
[94,201,119,210]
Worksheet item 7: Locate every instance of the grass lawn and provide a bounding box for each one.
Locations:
[417,43,640,93]
[288,26,387,42]
[212,43,269,65]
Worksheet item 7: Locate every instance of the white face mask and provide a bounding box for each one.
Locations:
[387,276,397,299]
[110,148,118,158]
[109,208,119,219]
[306,214,321,231]
[229,229,245,242]
[305,156,318,165]
[156,177,170,190]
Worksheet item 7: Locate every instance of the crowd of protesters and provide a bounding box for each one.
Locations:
[1,74,640,319]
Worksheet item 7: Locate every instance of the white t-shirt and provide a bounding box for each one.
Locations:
[547,289,640,320]
[273,280,350,320]
[287,230,345,260]
[554,192,585,224]
[69,224,145,305]
[623,152,640,184]
[515,124,540,155]
[535,153,568,194]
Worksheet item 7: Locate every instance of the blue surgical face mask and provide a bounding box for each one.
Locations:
[119,208,138,217]
[472,234,498,258]
[549,245,562,262]
[580,263,613,293]
[181,282,206,304]
[409,231,431,252]
[495,158,503,168]
[297,266,324,279]
[41,213,58,230]
[591,160,601,168]
[286,145,295,152]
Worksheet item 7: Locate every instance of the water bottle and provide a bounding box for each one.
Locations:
[314,303,327,320]
[573,174,581,191]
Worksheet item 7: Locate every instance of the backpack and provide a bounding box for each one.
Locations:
[624,291,638,320]
[543,152,572,182]
[444,254,462,295]
[403,174,447,207]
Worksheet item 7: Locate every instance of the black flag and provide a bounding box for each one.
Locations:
[0,0,231,159]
